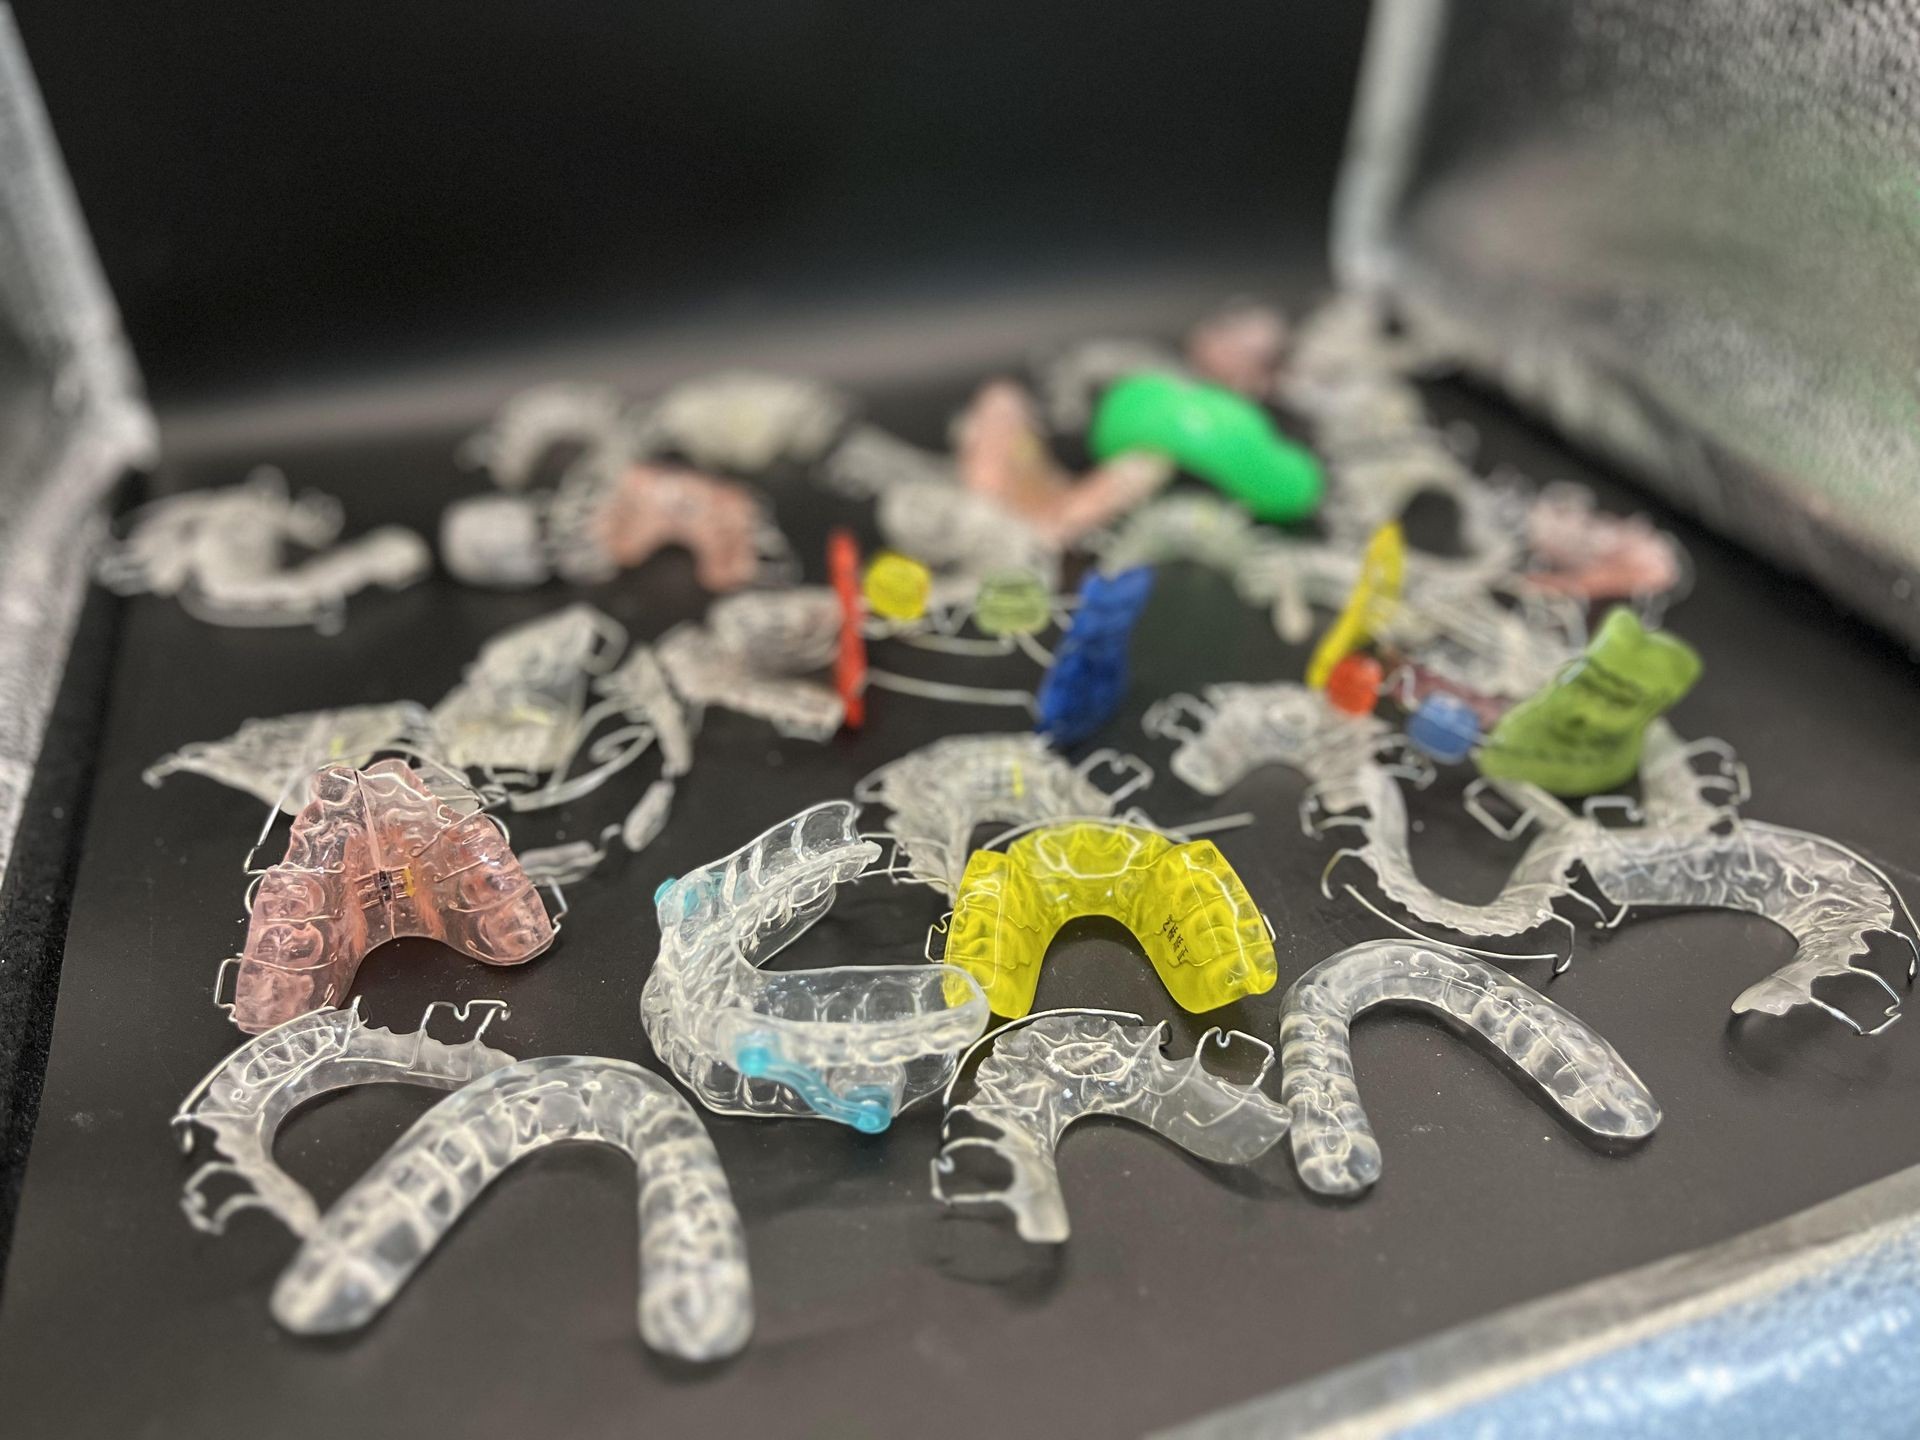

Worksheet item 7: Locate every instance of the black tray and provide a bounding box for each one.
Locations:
[1,367,1916,1439]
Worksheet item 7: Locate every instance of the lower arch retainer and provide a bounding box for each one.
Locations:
[172,1000,517,1237]
[272,1055,753,1361]
[1280,941,1660,1196]
[933,1011,1292,1242]
[944,821,1277,1017]
[643,801,990,1131]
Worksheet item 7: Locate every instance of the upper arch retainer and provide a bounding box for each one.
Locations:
[1145,680,1389,813]
[1320,767,1917,1034]
[942,820,1278,1017]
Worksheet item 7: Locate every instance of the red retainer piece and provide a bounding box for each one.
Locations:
[828,527,867,729]
[232,759,555,1033]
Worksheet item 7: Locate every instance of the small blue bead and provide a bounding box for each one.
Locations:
[1408,693,1481,765]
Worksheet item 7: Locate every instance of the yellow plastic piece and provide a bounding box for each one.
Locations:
[863,551,933,621]
[943,821,1277,1017]
[1306,522,1404,689]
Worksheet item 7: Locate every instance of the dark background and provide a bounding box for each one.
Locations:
[12,1,1369,419]
[4,5,1920,1438]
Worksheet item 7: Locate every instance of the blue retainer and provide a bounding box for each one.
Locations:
[1036,565,1155,747]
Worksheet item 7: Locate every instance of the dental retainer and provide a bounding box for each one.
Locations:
[873,471,1061,614]
[941,819,1277,1017]
[955,378,1172,545]
[631,368,849,472]
[272,1055,754,1362]
[654,619,846,741]
[229,760,555,1033]
[1475,606,1702,796]
[97,470,431,632]
[1280,940,1661,1196]
[642,802,991,1133]
[429,603,633,795]
[144,701,435,813]
[855,732,1153,896]
[1036,566,1154,746]
[1100,493,1259,577]
[932,1010,1291,1242]
[1574,806,1920,1035]
[1308,739,1919,1034]
[459,380,625,490]
[548,459,786,589]
[1145,680,1388,808]
[1525,482,1685,605]
[172,999,517,1237]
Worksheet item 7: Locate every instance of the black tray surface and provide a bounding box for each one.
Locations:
[1,372,1916,1439]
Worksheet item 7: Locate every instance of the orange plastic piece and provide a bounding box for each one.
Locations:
[1325,654,1384,716]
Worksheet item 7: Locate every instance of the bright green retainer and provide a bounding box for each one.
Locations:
[1475,607,1703,796]
[1089,372,1324,523]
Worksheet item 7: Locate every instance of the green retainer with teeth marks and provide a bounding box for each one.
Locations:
[1475,607,1703,797]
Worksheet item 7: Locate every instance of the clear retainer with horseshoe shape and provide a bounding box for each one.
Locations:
[96,471,431,633]
[630,369,850,473]
[1145,681,1389,807]
[653,619,846,741]
[458,381,627,490]
[1307,746,1918,1034]
[1579,814,1919,1036]
[874,477,1062,615]
[271,1055,753,1362]
[1098,493,1259,578]
[1280,940,1662,1197]
[428,604,646,810]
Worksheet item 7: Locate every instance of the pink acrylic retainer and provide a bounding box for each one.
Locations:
[230,760,555,1033]
[956,379,1171,546]
[595,463,768,591]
